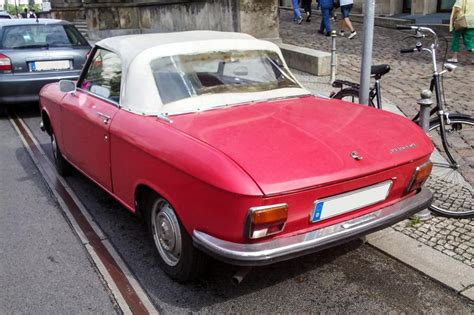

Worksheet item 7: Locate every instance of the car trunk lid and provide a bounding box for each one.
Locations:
[1,47,88,74]
[170,96,433,195]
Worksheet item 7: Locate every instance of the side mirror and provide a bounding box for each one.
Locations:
[233,66,249,76]
[90,85,111,99]
[59,80,77,95]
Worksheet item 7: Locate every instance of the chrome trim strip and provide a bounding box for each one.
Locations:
[193,188,432,266]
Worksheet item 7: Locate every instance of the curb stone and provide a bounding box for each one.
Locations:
[367,229,474,300]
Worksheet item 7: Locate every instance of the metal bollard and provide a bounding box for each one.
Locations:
[414,89,433,221]
[330,30,337,84]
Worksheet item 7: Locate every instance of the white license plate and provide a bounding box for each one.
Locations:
[30,60,71,71]
[310,180,393,223]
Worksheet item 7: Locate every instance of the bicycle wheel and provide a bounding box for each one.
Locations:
[426,115,474,218]
[332,88,376,107]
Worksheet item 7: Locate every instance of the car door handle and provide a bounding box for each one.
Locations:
[97,112,111,124]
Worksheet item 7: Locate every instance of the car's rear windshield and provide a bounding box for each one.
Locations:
[151,50,300,105]
[0,24,88,49]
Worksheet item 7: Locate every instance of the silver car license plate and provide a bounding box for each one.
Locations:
[30,60,71,72]
[310,180,393,223]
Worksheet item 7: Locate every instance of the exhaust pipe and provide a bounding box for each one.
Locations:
[231,267,252,286]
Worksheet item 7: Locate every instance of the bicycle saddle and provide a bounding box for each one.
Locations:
[371,64,391,77]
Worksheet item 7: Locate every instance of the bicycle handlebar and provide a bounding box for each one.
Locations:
[396,25,415,30]
[400,48,416,53]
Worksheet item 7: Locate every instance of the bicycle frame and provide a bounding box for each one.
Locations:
[417,29,459,168]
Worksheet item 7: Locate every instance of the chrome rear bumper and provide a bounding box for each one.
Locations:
[193,188,432,266]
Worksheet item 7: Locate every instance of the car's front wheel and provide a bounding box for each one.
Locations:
[146,195,206,282]
[51,132,73,177]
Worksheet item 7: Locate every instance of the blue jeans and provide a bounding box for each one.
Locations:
[320,4,333,33]
[292,0,302,19]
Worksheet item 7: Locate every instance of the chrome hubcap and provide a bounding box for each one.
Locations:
[151,200,181,266]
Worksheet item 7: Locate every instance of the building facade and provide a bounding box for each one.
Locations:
[50,0,279,41]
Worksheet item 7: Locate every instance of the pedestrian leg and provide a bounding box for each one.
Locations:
[448,30,461,62]
[292,0,303,24]
[319,6,332,35]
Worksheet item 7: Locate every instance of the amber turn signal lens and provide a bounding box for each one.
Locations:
[406,161,433,193]
[251,205,288,225]
[248,204,288,239]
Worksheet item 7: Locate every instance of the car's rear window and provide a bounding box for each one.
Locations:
[151,50,300,105]
[0,24,88,49]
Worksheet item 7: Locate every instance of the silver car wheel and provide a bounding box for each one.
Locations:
[151,199,182,267]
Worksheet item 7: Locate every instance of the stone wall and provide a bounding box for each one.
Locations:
[51,0,279,40]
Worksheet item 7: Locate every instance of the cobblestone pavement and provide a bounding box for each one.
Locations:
[283,10,474,268]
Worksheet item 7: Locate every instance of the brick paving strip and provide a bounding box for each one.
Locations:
[280,8,473,298]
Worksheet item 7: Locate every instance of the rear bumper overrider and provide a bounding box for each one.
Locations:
[193,188,432,266]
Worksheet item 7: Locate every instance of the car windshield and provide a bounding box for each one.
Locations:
[151,50,301,105]
[0,24,88,49]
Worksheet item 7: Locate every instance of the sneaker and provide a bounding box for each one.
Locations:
[306,13,311,22]
[318,30,325,35]
[339,30,345,37]
[297,16,304,24]
[447,58,458,63]
[348,31,357,39]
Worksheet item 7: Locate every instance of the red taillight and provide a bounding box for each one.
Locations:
[406,161,433,193]
[0,53,12,72]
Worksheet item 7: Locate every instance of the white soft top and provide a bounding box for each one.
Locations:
[96,31,309,116]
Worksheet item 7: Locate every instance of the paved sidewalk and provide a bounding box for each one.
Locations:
[281,7,473,268]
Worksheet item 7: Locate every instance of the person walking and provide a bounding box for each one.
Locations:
[447,0,474,63]
[28,9,37,19]
[21,8,28,18]
[302,0,313,22]
[339,0,357,39]
[318,0,334,36]
[291,0,304,24]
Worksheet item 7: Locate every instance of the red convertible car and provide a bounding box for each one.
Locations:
[39,31,433,281]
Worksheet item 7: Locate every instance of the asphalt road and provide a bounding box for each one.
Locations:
[1,103,473,313]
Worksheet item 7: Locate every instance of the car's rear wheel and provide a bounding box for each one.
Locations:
[51,132,73,177]
[146,195,207,282]
[0,104,7,117]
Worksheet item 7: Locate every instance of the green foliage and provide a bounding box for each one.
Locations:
[4,3,42,16]
[409,216,422,227]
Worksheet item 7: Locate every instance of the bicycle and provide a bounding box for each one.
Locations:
[331,26,474,218]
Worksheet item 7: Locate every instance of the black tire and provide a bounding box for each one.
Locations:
[146,194,207,282]
[0,104,7,118]
[332,88,376,107]
[51,132,73,177]
[426,115,474,218]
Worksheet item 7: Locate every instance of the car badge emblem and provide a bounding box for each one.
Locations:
[351,151,363,161]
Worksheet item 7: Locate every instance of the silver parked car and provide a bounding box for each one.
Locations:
[0,11,11,19]
[0,19,90,104]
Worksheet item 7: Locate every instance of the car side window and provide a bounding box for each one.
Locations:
[81,49,122,103]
